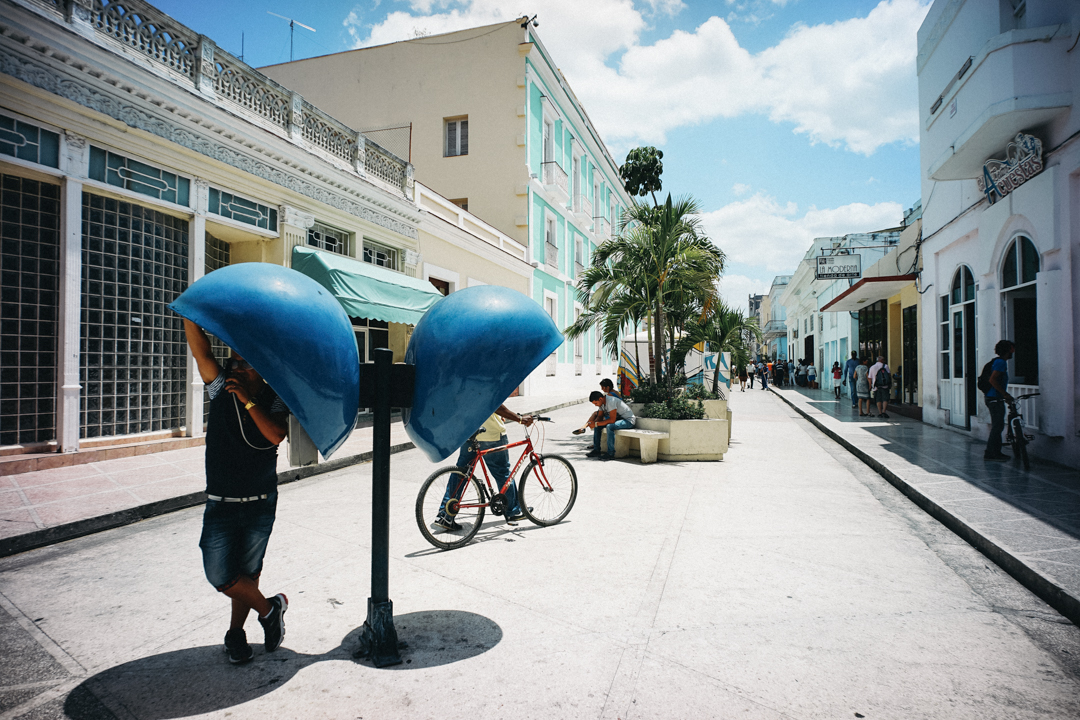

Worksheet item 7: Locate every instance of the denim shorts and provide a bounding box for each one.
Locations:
[199,493,278,591]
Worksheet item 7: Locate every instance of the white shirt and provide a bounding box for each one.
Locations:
[869,362,887,386]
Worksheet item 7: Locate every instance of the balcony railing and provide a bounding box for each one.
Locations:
[763,320,787,337]
[593,216,610,240]
[85,0,411,199]
[574,193,592,221]
[542,161,569,201]
[1007,384,1039,430]
[545,241,559,269]
[574,260,584,278]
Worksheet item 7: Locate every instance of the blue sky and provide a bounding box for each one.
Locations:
[152,0,931,312]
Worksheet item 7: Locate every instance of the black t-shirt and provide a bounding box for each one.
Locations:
[204,372,288,497]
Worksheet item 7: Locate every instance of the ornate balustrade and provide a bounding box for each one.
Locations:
[301,101,356,164]
[75,0,410,198]
[212,53,290,129]
[542,161,569,201]
[90,0,197,79]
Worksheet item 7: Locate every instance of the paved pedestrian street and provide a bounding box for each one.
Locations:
[1,390,1079,719]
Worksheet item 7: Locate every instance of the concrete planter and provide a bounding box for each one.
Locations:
[633,417,728,461]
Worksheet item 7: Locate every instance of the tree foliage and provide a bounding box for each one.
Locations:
[565,194,724,389]
[619,146,664,206]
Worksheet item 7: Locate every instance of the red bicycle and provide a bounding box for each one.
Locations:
[415,417,578,550]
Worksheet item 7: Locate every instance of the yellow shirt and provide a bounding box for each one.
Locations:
[476,412,506,441]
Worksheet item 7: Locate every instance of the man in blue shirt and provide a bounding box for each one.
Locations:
[843,351,860,409]
[984,339,1016,461]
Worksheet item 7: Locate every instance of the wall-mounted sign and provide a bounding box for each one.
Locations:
[977,132,1043,205]
[815,254,862,280]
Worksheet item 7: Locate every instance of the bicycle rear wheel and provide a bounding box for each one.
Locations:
[519,454,577,526]
[416,467,486,550]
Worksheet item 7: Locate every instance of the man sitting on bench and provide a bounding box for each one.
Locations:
[586,390,636,461]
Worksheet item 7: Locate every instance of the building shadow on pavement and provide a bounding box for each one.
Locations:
[62,610,502,719]
[796,391,1080,542]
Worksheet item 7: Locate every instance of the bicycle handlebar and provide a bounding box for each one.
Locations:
[1009,393,1040,403]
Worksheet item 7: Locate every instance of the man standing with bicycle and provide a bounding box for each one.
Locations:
[984,339,1015,461]
[434,404,533,529]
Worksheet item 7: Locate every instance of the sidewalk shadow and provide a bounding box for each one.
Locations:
[63,610,502,720]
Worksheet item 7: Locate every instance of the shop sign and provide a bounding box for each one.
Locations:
[815,254,861,280]
[977,132,1043,205]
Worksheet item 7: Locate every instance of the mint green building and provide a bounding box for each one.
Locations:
[264,18,634,396]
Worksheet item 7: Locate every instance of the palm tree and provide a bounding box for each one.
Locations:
[673,302,762,396]
[567,194,725,390]
[620,195,724,385]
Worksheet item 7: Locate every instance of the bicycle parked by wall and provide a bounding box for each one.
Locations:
[415,417,578,550]
[1005,393,1039,471]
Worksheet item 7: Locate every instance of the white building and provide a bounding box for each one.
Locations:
[780,231,902,375]
[762,276,791,362]
[916,0,1078,467]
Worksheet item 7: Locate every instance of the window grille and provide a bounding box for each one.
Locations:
[0,113,59,168]
[363,240,398,270]
[208,187,277,230]
[89,146,190,206]
[308,222,350,256]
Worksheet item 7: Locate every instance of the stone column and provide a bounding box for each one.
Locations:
[56,132,87,452]
[184,179,209,437]
[279,205,314,268]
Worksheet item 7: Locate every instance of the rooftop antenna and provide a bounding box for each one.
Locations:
[267,11,316,62]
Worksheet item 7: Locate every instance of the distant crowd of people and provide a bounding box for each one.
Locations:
[739,354,903,421]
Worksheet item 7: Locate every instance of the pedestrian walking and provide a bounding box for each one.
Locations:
[982,340,1015,461]
[831,362,842,399]
[738,364,747,391]
[806,363,817,389]
[747,362,756,389]
[855,358,872,416]
[183,320,291,665]
[843,351,860,408]
[869,355,891,419]
[758,361,769,390]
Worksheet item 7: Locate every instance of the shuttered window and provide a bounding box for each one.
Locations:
[445,117,468,157]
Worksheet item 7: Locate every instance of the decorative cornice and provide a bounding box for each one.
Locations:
[0,43,418,239]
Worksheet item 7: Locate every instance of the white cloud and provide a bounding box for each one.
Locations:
[701,193,904,273]
[732,183,751,196]
[345,0,930,155]
[718,274,771,315]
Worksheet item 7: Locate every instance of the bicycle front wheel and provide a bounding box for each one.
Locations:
[519,454,577,526]
[1012,421,1030,471]
[416,467,486,550]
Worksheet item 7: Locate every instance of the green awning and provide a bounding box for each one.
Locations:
[291,246,443,325]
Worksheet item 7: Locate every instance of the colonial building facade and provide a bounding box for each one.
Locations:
[916,0,1078,466]
[262,19,632,396]
[1,0,425,453]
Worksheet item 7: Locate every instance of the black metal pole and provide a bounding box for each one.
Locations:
[354,347,402,666]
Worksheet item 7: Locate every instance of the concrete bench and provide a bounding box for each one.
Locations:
[613,429,669,464]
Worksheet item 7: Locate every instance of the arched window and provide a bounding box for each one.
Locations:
[1000,235,1039,385]
[1001,235,1039,289]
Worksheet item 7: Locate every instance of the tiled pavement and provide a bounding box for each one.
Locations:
[770,383,1080,625]
[0,392,585,555]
